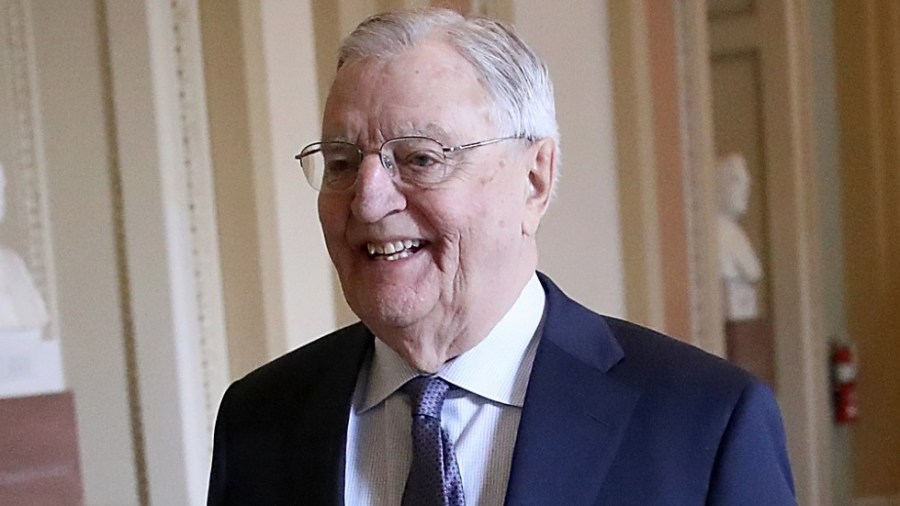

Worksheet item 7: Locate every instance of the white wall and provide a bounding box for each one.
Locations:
[512,0,626,316]
[239,0,338,356]
[28,1,139,503]
[104,0,232,502]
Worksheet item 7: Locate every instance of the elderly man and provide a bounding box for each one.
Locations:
[208,8,795,506]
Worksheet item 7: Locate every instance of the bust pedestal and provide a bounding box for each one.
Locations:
[725,317,775,388]
[0,330,64,399]
[0,391,83,505]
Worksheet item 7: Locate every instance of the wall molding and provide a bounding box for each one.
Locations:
[94,0,151,502]
[1,0,60,343]
[167,0,231,440]
[103,0,232,502]
[675,0,726,356]
[607,0,666,333]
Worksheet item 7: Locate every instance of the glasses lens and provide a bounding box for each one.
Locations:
[384,137,449,186]
[298,142,361,190]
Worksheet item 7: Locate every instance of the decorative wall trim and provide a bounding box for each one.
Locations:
[166,0,231,442]
[1,0,60,343]
[94,0,150,503]
[607,0,667,333]
[104,0,231,500]
[675,0,726,356]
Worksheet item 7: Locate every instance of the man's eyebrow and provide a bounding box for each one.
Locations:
[322,133,354,143]
[321,123,455,144]
[393,122,453,141]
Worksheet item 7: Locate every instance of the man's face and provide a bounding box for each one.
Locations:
[318,39,542,343]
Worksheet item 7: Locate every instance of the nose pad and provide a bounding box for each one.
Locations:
[350,153,406,223]
[379,151,396,174]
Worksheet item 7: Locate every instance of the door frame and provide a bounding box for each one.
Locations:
[677,0,832,503]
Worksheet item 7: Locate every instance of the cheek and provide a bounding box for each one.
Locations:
[417,170,525,253]
[318,197,348,246]
[480,184,524,234]
[433,194,517,252]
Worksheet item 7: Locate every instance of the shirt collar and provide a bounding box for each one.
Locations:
[360,273,546,412]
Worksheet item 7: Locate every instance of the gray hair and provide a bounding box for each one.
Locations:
[337,8,560,165]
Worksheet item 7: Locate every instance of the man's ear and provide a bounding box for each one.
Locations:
[522,137,557,237]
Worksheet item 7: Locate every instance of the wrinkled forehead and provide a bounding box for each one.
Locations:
[321,40,495,144]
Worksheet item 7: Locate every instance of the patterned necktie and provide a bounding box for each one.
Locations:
[401,375,466,506]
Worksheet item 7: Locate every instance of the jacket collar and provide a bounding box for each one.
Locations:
[504,272,640,505]
[286,324,373,505]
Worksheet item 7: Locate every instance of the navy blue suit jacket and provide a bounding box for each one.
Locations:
[208,274,796,505]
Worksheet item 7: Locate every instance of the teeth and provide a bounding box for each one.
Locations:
[366,239,422,259]
[384,249,412,261]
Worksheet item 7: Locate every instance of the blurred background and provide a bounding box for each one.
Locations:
[0,0,896,504]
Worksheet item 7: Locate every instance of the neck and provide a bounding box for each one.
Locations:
[380,264,537,374]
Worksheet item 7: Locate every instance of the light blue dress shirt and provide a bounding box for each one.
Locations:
[344,274,546,505]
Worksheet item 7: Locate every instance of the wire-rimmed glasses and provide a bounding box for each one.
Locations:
[294,135,527,191]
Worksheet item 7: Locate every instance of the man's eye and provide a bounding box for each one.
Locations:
[398,151,442,169]
[323,156,355,173]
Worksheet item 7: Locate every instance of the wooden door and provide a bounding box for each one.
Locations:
[834,0,900,499]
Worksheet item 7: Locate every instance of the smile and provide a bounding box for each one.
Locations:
[366,239,425,261]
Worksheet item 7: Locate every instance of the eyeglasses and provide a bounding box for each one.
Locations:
[294,135,528,191]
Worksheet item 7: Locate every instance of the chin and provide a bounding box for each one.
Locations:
[341,274,436,329]
[350,294,433,331]
[338,245,446,324]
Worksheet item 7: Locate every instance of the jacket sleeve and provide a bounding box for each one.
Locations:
[706,380,797,505]
[207,383,233,506]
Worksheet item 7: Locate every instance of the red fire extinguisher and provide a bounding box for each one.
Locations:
[832,342,859,424]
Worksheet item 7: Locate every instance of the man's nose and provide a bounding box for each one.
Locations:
[349,153,406,223]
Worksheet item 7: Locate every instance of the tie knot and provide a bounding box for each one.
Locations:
[403,375,450,419]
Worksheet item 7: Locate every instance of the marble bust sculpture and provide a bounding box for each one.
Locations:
[0,163,49,332]
[717,153,763,321]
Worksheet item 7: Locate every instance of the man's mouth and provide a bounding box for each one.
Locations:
[366,239,426,261]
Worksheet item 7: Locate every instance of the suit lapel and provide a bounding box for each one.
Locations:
[505,274,640,505]
[287,324,373,505]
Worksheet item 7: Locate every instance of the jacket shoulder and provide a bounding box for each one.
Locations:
[601,317,795,501]
[603,316,758,394]
[225,323,371,411]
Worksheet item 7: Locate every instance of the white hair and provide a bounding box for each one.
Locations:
[337,8,561,173]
